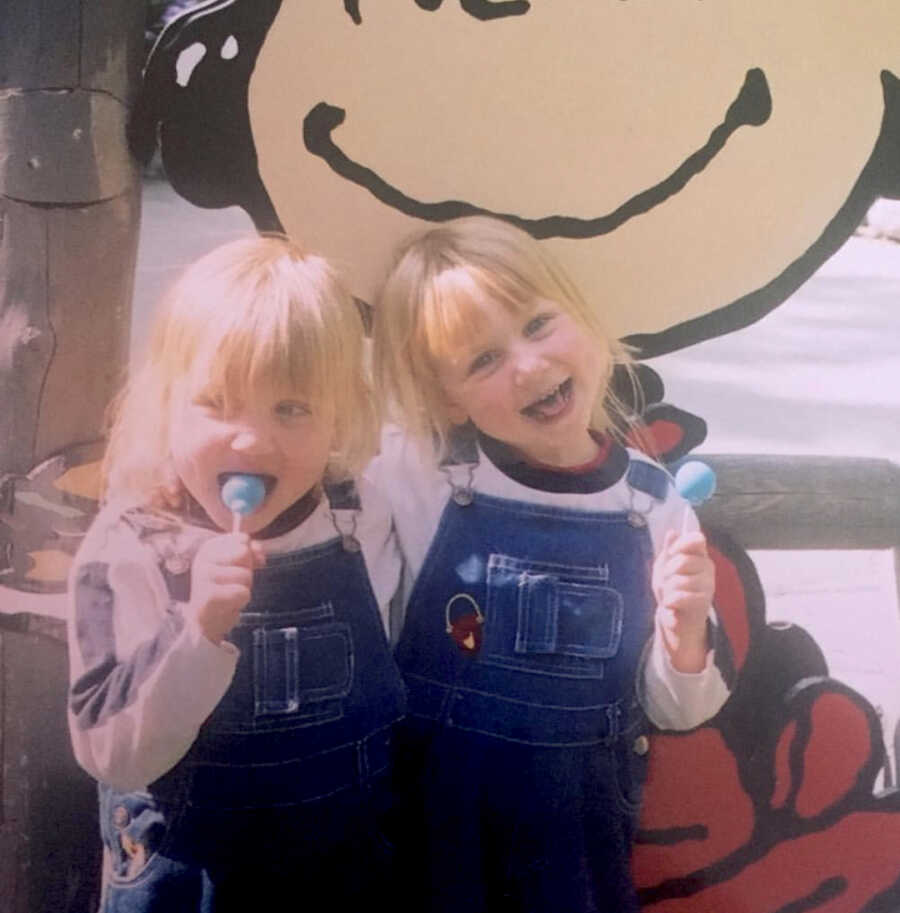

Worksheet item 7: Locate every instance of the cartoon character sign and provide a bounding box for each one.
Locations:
[134,0,900,355]
[130,3,900,911]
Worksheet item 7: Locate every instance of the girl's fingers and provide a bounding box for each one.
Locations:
[670,531,709,556]
[207,565,254,588]
[249,540,267,568]
[664,572,710,593]
[663,555,711,579]
[210,583,252,606]
[197,532,259,569]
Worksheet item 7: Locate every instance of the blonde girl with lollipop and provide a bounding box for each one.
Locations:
[373,216,728,913]
[68,237,405,912]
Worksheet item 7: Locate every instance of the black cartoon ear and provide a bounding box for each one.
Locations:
[609,363,706,463]
[868,70,900,200]
[610,363,664,410]
[129,0,283,229]
[610,364,707,462]
[625,403,707,464]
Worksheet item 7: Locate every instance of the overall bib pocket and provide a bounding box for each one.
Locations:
[216,602,355,732]
[484,554,624,677]
[252,619,353,719]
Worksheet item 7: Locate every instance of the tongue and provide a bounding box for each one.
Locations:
[525,386,567,419]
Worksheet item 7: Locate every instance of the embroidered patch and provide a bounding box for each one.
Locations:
[445,592,484,653]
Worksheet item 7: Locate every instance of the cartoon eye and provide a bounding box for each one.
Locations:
[345,0,530,24]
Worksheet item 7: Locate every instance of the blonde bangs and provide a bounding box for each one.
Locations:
[417,265,533,368]
[185,294,329,413]
[104,235,376,503]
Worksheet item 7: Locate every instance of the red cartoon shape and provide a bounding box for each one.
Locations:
[633,528,900,912]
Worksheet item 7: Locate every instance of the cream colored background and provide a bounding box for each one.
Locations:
[250,1,900,344]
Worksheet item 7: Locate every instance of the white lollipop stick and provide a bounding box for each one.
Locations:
[674,461,717,536]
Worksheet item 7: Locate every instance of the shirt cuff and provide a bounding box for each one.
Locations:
[639,616,730,731]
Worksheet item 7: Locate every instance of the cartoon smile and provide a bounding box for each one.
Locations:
[303,69,771,239]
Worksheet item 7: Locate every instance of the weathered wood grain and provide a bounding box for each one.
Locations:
[0,199,52,475]
[697,454,900,551]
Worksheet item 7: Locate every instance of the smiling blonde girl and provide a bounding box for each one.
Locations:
[373,216,728,913]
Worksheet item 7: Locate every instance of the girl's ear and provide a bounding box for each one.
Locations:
[441,392,470,426]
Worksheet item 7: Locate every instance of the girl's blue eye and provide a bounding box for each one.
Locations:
[274,400,311,420]
[524,313,553,336]
[468,350,498,375]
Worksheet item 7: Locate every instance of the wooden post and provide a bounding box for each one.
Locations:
[0,2,144,910]
[0,0,143,476]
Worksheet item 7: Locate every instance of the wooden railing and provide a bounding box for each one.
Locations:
[696,455,900,554]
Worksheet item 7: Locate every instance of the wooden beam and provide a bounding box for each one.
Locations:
[696,454,900,551]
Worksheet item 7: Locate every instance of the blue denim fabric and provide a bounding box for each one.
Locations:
[177,537,405,811]
[99,508,406,911]
[394,482,655,913]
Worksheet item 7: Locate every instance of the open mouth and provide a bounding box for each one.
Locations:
[302,69,770,239]
[217,472,278,497]
[521,378,573,421]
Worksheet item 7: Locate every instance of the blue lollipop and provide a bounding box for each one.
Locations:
[674,460,717,533]
[221,474,266,532]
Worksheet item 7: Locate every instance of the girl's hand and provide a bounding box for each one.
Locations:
[188,533,266,644]
[651,529,715,673]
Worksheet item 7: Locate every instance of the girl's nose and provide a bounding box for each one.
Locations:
[230,419,273,454]
[512,348,547,385]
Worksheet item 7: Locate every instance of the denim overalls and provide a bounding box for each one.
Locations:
[98,483,406,912]
[394,439,661,913]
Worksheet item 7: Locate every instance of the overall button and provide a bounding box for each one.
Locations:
[112,805,130,828]
[632,735,650,756]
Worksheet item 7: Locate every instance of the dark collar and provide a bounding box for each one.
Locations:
[477,431,629,494]
[183,486,321,539]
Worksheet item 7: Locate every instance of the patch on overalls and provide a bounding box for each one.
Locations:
[445,593,484,653]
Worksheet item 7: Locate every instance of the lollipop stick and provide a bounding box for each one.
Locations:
[220,474,266,535]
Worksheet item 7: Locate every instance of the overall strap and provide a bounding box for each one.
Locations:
[624,458,671,528]
[439,423,480,506]
[323,478,362,552]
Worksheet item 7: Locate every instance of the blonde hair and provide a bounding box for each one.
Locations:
[373,216,640,458]
[104,235,375,503]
